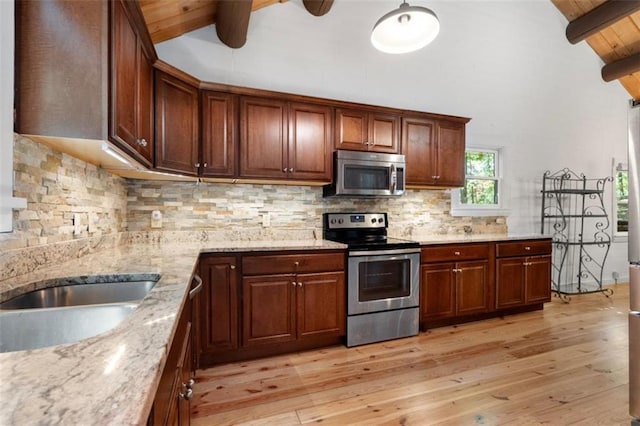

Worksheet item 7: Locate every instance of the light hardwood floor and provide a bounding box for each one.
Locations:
[192,284,631,425]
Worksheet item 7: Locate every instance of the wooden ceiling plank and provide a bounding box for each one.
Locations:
[302,0,334,17]
[566,0,640,44]
[216,0,252,48]
[252,0,287,12]
[587,31,627,63]
[601,51,640,81]
[618,74,640,99]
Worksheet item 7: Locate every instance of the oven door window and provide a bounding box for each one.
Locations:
[358,258,410,301]
[344,165,390,191]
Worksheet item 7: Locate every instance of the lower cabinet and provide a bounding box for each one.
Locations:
[199,256,238,357]
[420,243,491,323]
[197,251,345,367]
[495,240,552,309]
[242,270,345,347]
[149,275,197,426]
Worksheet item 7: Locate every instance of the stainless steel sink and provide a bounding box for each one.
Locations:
[0,304,137,353]
[0,280,157,309]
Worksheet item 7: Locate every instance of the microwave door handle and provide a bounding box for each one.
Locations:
[390,164,397,193]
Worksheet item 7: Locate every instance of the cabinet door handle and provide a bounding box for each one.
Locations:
[432,176,438,180]
[183,379,195,389]
[283,168,287,173]
[137,138,148,147]
[288,168,294,173]
[195,163,201,168]
[297,282,303,287]
[230,265,236,270]
[179,388,193,400]
[189,274,203,299]
[292,281,297,286]
[203,162,208,168]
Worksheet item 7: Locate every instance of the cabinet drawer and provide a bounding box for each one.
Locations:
[242,252,345,275]
[421,243,489,262]
[496,240,552,257]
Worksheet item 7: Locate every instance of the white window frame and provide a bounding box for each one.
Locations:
[612,158,628,242]
[451,146,509,217]
[1,1,26,233]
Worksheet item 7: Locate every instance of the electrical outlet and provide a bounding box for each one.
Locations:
[151,210,163,229]
[73,213,82,236]
[262,213,271,227]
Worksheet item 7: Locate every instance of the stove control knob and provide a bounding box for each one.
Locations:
[378,218,384,223]
[330,219,335,224]
[371,218,376,224]
[338,218,344,224]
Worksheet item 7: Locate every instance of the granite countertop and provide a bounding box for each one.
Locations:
[413,233,552,245]
[0,234,549,424]
[0,239,344,425]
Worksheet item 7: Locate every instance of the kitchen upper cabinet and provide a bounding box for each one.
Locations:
[495,240,552,309]
[201,91,237,178]
[402,116,467,187]
[110,0,154,167]
[241,252,345,348]
[198,256,238,365]
[154,70,200,175]
[336,108,400,153]
[16,0,157,167]
[239,97,332,181]
[288,103,333,181]
[420,243,492,325]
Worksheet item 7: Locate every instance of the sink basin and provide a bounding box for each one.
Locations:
[0,304,137,353]
[0,280,157,309]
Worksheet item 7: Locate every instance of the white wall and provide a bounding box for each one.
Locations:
[156,0,631,282]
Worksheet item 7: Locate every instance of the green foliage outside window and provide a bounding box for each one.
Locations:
[460,150,498,205]
[616,170,629,232]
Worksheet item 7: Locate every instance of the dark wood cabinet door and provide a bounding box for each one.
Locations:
[242,275,296,347]
[421,263,456,321]
[456,260,490,315]
[496,258,526,309]
[199,257,238,356]
[402,116,437,185]
[369,113,400,153]
[288,102,333,181]
[155,70,199,175]
[111,0,153,167]
[297,271,345,339]
[240,96,287,179]
[177,322,192,426]
[335,108,368,151]
[525,255,552,304]
[435,120,466,187]
[201,91,236,177]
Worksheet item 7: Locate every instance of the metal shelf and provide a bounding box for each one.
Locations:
[540,168,612,302]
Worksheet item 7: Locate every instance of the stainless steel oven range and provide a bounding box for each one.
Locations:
[323,212,420,347]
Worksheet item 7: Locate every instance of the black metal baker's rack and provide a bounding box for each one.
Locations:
[540,168,613,302]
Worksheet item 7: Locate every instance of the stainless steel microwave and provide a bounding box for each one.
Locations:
[323,150,406,197]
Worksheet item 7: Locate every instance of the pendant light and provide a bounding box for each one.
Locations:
[371,1,440,54]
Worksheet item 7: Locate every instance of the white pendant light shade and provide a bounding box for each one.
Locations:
[371,1,440,54]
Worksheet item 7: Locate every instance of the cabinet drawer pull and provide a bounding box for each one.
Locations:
[525,246,531,251]
[184,379,195,389]
[297,282,303,287]
[292,281,297,286]
[189,274,203,299]
[454,251,461,256]
[230,265,236,270]
[179,388,193,400]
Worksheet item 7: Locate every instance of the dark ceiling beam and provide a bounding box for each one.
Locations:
[566,0,640,44]
[215,0,252,48]
[302,0,334,16]
[602,52,640,82]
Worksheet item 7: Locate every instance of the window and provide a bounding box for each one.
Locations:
[613,160,628,239]
[451,147,508,217]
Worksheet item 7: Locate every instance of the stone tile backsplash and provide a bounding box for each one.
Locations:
[2,136,506,282]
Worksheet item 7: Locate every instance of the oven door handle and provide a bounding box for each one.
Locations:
[349,248,420,257]
[390,164,397,194]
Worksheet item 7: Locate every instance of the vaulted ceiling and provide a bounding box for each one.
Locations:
[138,0,640,100]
